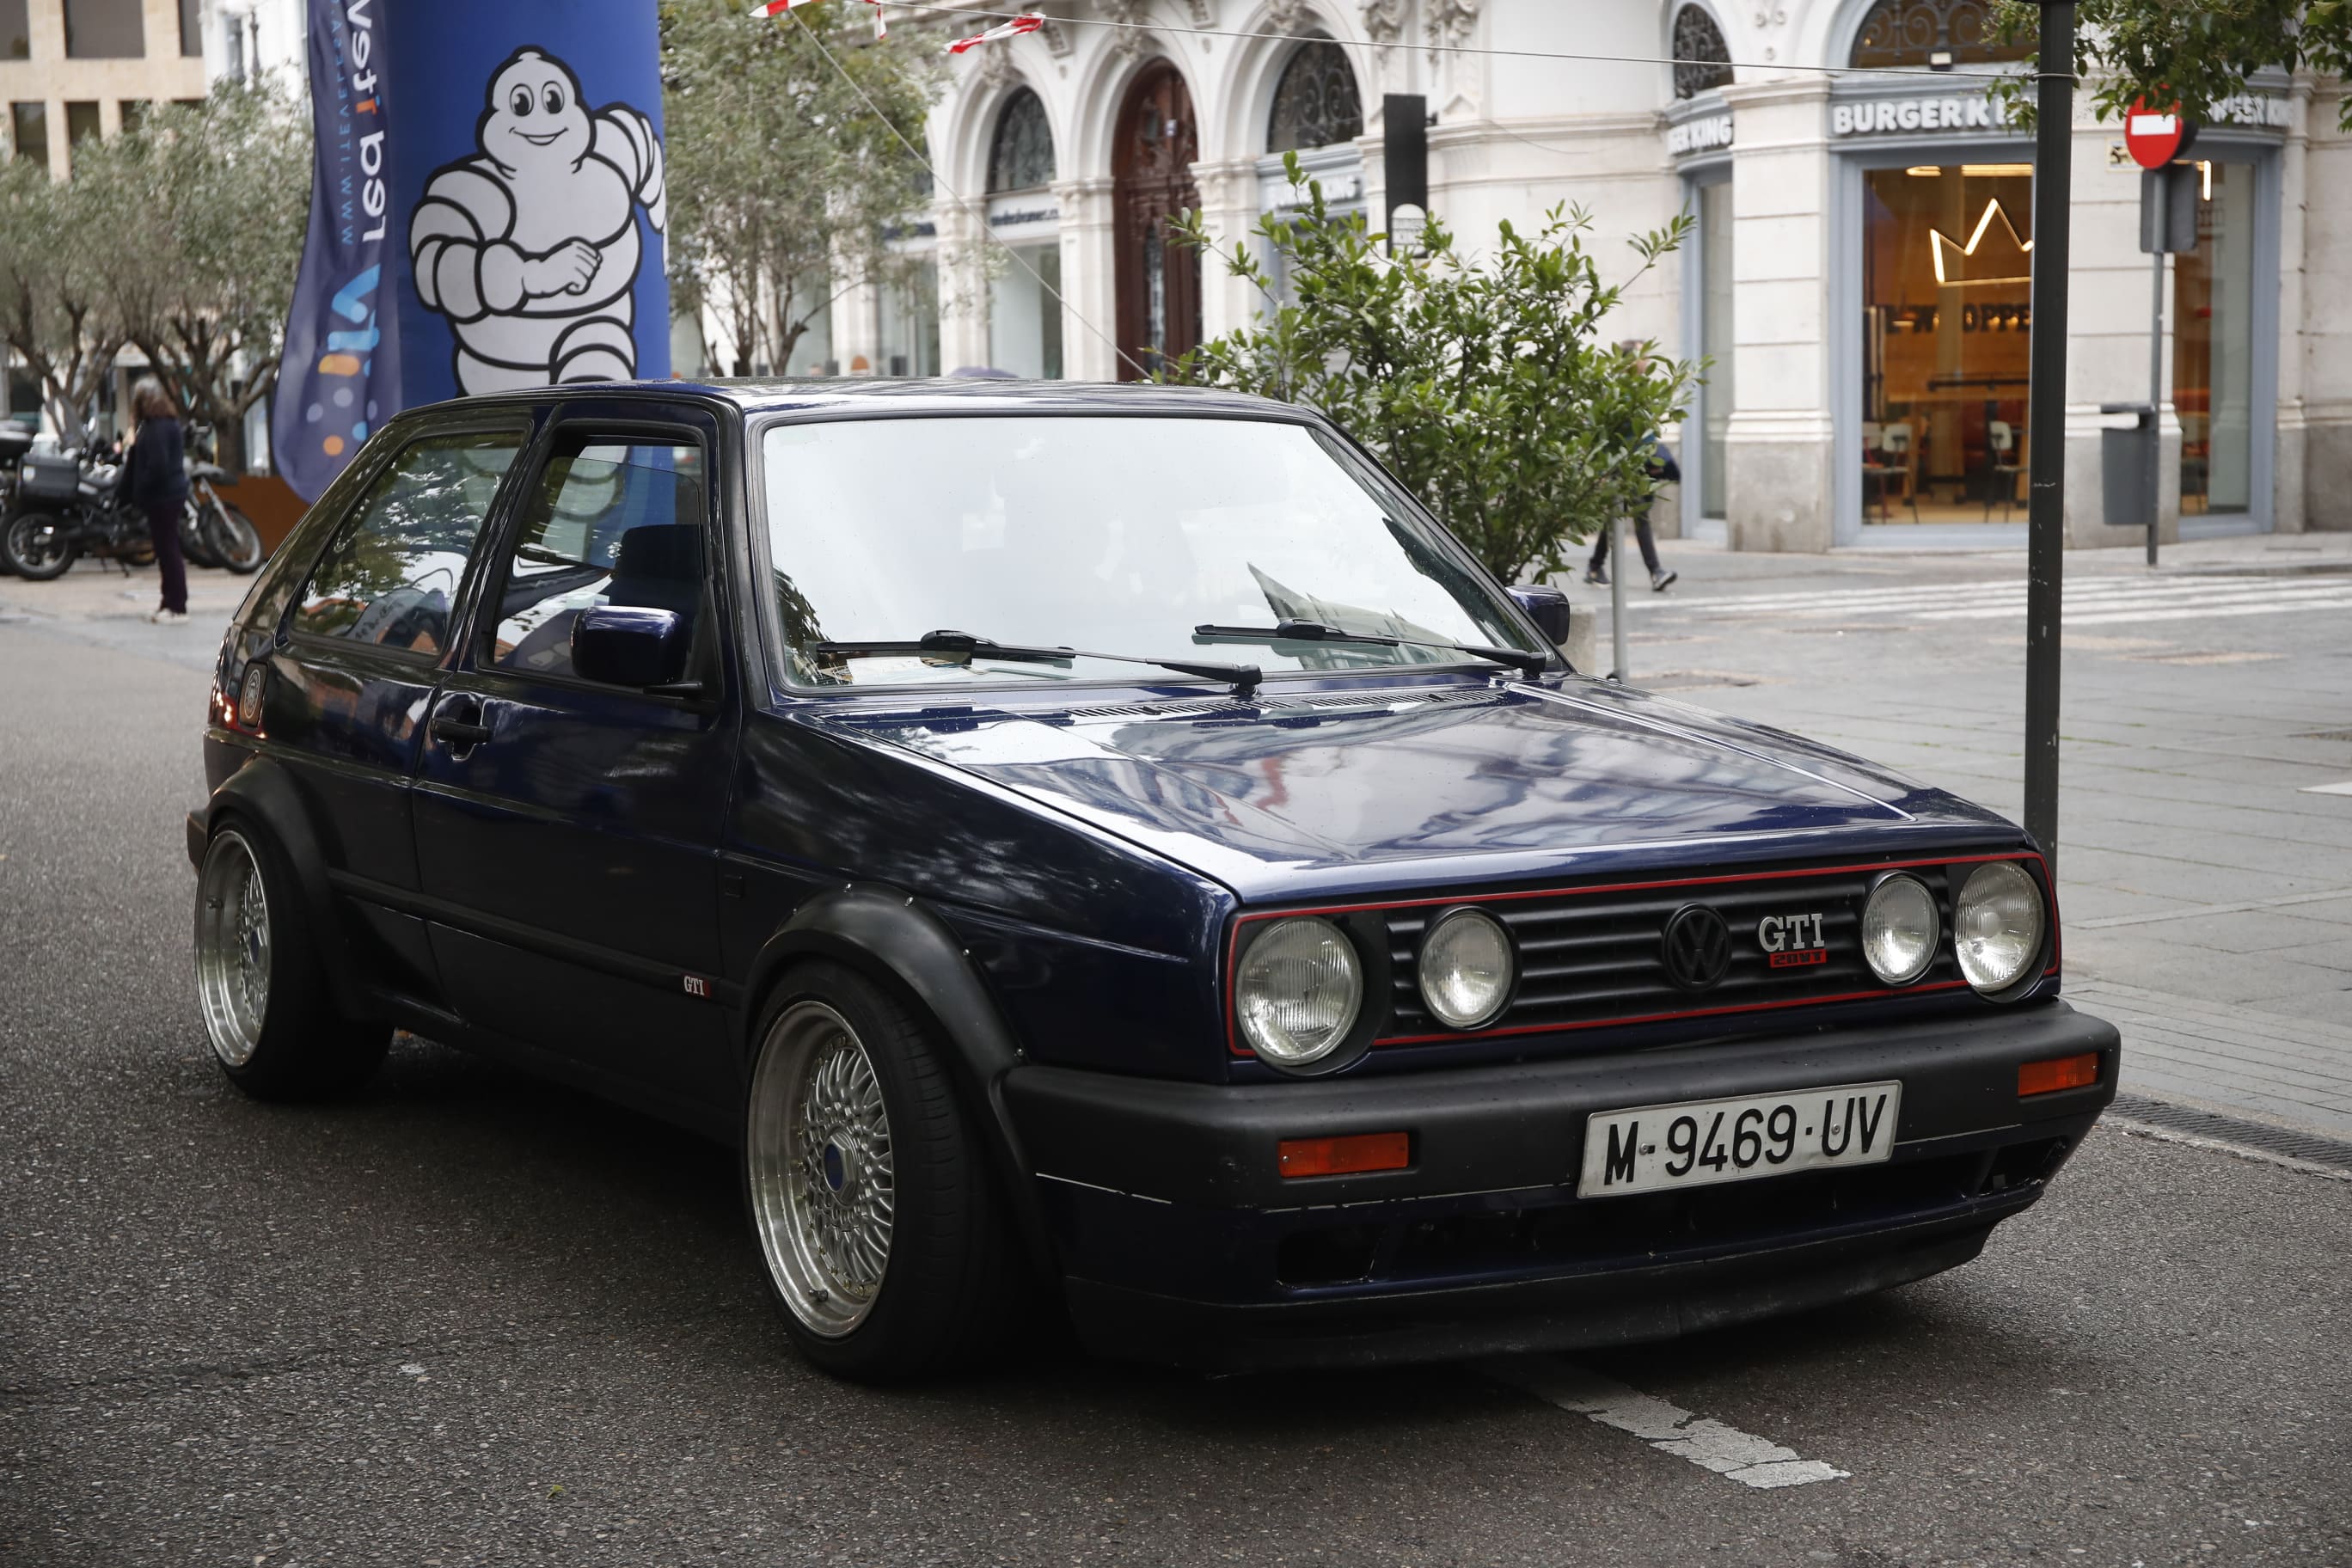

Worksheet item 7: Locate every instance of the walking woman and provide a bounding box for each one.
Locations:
[126,377,191,625]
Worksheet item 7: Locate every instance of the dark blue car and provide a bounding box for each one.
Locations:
[188,381,2117,1379]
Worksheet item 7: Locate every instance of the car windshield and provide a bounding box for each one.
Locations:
[757,413,1540,689]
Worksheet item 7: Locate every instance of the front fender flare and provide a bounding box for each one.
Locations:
[744,885,1056,1275]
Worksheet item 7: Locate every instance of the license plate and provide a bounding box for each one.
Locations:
[1575,1081,1902,1198]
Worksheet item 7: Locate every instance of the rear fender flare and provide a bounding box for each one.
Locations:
[744,885,1055,1274]
[197,756,374,1022]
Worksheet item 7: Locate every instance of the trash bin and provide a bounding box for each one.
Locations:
[2098,402,2154,532]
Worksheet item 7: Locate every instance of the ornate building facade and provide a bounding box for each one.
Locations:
[790,0,2347,547]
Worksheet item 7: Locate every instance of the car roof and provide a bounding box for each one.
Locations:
[395,377,1314,425]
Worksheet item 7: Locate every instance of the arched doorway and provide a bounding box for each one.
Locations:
[1112,63,1201,378]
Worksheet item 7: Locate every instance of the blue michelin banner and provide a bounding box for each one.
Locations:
[275,0,670,500]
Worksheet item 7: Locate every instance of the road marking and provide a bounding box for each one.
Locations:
[2300,781,2352,796]
[1631,576,2352,628]
[1473,1356,1850,1489]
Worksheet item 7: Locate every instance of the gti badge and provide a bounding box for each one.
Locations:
[1757,912,1828,970]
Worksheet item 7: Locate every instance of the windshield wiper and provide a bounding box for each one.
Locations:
[1193,620,1549,678]
[807,629,1262,695]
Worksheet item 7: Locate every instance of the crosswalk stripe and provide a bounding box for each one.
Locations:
[1636,576,2349,614]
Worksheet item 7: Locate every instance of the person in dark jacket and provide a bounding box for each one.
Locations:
[126,377,192,624]
[1585,341,1680,593]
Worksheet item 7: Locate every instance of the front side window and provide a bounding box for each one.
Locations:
[760,415,1537,689]
[489,437,707,683]
[293,431,524,657]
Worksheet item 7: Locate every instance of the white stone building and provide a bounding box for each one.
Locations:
[793,0,2346,550]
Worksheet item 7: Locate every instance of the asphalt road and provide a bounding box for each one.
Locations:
[3,601,2349,1568]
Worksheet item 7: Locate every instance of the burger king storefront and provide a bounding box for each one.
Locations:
[1670,54,2299,551]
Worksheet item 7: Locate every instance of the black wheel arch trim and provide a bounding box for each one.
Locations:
[194,756,377,1025]
[744,884,1057,1276]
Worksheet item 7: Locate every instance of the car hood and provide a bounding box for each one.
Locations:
[815,677,2015,903]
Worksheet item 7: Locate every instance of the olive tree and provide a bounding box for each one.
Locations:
[77,80,312,470]
[0,159,125,438]
[662,0,941,377]
[1989,1,2348,129]
[1167,160,1700,587]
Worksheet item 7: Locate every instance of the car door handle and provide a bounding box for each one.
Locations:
[432,717,493,745]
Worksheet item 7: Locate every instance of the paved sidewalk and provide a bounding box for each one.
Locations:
[1577,530,2352,1138]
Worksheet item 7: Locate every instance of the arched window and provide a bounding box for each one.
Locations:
[1267,40,1363,154]
[987,88,1056,193]
[1671,5,1733,99]
[1848,0,2030,70]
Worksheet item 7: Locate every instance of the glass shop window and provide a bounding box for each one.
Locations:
[2175,161,2257,516]
[1860,162,2035,523]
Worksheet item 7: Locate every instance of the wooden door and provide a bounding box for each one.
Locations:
[1112,64,1202,380]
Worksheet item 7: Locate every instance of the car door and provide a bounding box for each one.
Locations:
[408,401,739,1120]
[263,416,534,996]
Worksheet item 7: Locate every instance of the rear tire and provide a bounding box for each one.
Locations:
[193,824,389,1099]
[744,962,1024,1381]
[2,512,76,580]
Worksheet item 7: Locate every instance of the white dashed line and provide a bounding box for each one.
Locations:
[1473,1357,1850,1489]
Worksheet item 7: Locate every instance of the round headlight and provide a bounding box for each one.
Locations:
[1418,908,1515,1030]
[1955,861,2045,993]
[1236,917,1363,1067]
[1861,873,1939,986]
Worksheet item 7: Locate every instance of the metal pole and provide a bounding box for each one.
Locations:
[1609,511,1630,681]
[2146,176,2165,567]
[2023,1,2075,873]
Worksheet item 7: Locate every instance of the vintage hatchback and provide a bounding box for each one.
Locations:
[189,381,2117,1379]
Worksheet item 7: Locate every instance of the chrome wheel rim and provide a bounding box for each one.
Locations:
[9,518,68,572]
[193,831,271,1067]
[747,1001,895,1337]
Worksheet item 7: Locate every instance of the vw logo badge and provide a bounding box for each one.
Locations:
[1660,904,1733,991]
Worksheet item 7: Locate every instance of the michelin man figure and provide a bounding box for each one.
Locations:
[410,48,666,395]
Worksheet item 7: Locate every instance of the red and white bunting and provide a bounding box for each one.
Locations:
[947,13,1044,52]
[761,0,886,37]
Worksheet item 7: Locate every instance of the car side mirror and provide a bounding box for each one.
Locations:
[1507,585,1573,646]
[572,604,691,689]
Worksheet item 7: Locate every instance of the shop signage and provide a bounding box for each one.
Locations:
[1271,171,1363,210]
[1832,95,2016,137]
[1666,113,1734,157]
[988,204,1060,230]
[2209,92,2290,129]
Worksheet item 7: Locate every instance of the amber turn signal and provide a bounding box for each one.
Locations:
[1278,1131,1411,1179]
[2018,1052,2100,1097]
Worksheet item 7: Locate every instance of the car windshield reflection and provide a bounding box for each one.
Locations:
[758,414,1539,689]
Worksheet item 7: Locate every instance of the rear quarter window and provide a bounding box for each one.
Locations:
[291,431,524,658]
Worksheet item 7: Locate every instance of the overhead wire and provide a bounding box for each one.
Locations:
[868,0,2043,85]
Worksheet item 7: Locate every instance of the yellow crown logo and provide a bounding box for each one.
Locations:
[1932,199,2034,288]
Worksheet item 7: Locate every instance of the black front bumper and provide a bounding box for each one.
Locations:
[1002,1001,2118,1372]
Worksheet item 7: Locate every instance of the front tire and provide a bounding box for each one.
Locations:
[193,824,389,1099]
[2,511,76,579]
[179,499,224,569]
[744,963,1022,1381]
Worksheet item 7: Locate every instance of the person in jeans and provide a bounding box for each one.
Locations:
[126,377,191,625]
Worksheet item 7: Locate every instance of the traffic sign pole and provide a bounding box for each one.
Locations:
[2126,97,2198,569]
[2147,175,2165,566]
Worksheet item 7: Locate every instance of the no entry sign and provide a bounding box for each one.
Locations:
[2125,96,2196,168]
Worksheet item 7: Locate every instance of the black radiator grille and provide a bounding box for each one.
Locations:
[1378,863,1980,1043]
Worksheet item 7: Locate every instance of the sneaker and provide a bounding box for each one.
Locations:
[1650,569,1678,592]
[150,608,189,625]
[1583,565,1608,586]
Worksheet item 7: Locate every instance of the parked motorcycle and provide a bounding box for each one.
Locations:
[0,421,32,575]
[1,425,264,580]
